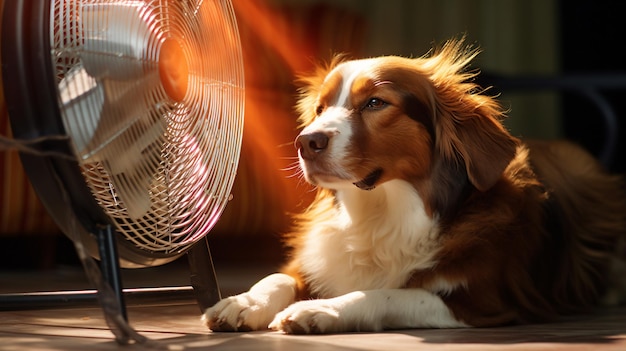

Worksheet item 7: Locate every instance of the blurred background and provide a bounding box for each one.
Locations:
[1,0,624,278]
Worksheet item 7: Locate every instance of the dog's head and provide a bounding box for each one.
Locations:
[295,39,518,199]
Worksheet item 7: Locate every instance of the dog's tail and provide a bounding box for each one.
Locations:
[527,140,626,307]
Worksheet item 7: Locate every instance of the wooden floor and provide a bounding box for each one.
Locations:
[1,262,626,351]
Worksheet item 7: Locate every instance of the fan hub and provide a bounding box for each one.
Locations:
[159,38,189,102]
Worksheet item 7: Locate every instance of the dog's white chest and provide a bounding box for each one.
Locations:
[299,180,440,297]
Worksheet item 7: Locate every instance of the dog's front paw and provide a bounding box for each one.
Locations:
[202,293,275,332]
[203,273,298,332]
[269,299,343,334]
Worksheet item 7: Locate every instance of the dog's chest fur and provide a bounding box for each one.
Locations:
[298,180,442,297]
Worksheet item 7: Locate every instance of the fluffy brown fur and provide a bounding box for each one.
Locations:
[204,39,626,334]
[285,39,626,326]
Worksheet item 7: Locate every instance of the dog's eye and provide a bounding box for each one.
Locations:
[315,105,324,116]
[364,97,387,110]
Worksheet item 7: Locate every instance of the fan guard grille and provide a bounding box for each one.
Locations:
[50,0,244,255]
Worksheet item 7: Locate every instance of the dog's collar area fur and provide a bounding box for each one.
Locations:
[353,168,383,190]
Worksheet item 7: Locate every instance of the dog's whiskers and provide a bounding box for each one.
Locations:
[281,160,305,181]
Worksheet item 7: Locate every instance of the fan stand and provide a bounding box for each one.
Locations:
[0,226,221,316]
[96,224,128,321]
[187,236,223,312]
[96,223,222,320]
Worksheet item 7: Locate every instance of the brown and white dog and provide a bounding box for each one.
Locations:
[203,39,626,333]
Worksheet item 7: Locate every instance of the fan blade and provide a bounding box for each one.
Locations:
[59,65,105,154]
[60,67,165,220]
[87,76,165,220]
[80,72,163,161]
[80,2,157,80]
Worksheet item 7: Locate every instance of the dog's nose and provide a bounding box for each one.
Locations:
[295,132,329,160]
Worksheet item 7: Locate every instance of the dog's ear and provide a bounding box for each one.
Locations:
[415,38,518,192]
[436,102,519,192]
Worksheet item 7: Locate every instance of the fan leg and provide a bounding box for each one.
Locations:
[96,224,128,321]
[187,236,221,312]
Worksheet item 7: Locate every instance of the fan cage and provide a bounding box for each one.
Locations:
[49,0,245,255]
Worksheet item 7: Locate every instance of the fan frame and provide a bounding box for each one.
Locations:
[1,0,189,268]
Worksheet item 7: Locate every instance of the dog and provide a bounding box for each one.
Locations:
[203,38,626,334]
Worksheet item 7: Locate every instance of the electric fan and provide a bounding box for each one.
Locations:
[1,0,244,345]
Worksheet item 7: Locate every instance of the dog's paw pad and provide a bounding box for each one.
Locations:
[202,295,270,332]
[269,301,340,334]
